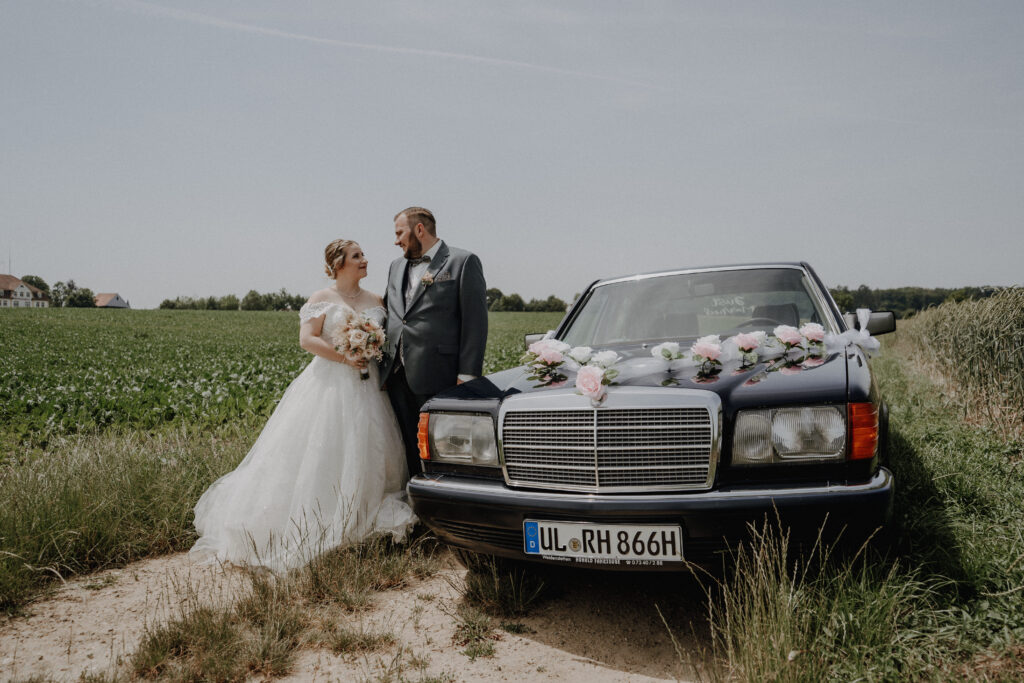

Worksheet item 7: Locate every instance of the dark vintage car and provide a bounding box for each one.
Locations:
[408,263,896,569]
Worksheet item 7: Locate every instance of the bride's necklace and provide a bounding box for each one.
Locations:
[337,285,362,299]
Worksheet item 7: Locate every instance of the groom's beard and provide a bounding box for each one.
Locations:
[403,234,423,260]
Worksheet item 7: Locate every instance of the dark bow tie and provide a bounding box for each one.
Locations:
[406,255,430,266]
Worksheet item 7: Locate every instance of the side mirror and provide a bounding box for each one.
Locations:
[843,311,897,335]
[524,333,545,349]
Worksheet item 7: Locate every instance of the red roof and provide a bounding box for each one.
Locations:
[0,274,24,291]
[94,293,123,307]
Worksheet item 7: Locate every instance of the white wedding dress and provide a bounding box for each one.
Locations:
[190,302,417,572]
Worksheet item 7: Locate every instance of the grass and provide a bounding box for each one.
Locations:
[451,551,549,618]
[130,535,440,681]
[131,574,305,681]
[481,311,564,375]
[323,621,396,655]
[0,425,250,613]
[0,311,549,612]
[449,605,498,661]
[676,344,1024,681]
[297,533,440,611]
[10,304,1024,678]
[898,287,1024,439]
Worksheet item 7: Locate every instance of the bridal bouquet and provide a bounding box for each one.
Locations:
[330,309,386,380]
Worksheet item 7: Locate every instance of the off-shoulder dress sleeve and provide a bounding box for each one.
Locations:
[299,301,334,322]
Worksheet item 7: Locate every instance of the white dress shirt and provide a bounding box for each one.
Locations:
[404,239,443,305]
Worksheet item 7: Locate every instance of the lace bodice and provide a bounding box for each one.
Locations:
[299,301,386,328]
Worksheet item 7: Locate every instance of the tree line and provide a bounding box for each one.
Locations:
[18,274,1001,316]
[158,289,307,311]
[486,288,568,312]
[159,287,572,312]
[829,285,1001,319]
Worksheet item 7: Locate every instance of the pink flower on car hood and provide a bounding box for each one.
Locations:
[576,365,606,401]
[774,325,804,347]
[800,323,825,342]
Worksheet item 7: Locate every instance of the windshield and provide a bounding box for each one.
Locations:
[560,268,832,347]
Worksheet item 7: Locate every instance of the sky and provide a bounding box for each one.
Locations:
[2,0,1022,309]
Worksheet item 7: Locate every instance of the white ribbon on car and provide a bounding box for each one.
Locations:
[824,308,882,356]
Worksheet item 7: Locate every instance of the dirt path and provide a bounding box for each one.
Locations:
[1,553,705,682]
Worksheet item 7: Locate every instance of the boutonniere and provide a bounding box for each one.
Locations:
[420,272,434,287]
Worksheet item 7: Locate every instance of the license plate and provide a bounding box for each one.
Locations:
[523,520,683,566]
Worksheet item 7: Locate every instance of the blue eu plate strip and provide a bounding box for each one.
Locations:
[523,521,540,554]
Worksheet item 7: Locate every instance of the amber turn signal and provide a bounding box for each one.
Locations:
[848,402,879,460]
[417,413,431,460]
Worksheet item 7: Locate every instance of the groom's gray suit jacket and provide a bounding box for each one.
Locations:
[380,241,488,396]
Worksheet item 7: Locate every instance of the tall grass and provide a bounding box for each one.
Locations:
[131,537,438,681]
[450,551,548,618]
[682,347,1024,680]
[0,426,249,613]
[898,287,1024,437]
[701,522,954,681]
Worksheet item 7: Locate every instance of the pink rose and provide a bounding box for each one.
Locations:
[733,332,761,352]
[780,365,802,375]
[692,341,721,361]
[529,339,566,356]
[576,365,606,400]
[774,325,803,347]
[802,356,825,368]
[800,323,825,342]
[538,348,564,365]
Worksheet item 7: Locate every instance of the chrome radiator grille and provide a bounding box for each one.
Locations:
[501,407,714,492]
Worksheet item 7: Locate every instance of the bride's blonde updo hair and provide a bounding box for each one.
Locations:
[324,239,357,278]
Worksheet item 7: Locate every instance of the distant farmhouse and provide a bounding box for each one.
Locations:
[0,274,50,308]
[94,293,130,309]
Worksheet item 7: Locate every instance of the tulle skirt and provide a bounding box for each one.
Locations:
[190,356,416,572]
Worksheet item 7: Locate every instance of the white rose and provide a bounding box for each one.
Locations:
[567,346,593,364]
[651,342,680,360]
[590,350,620,368]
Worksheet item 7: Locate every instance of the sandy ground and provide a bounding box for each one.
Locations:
[1,552,707,682]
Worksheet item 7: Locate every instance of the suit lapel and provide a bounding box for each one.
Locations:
[405,242,449,313]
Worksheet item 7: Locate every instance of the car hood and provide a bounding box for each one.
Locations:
[429,348,854,417]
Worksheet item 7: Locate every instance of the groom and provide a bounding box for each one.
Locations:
[381,207,489,476]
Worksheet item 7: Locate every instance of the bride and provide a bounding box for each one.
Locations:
[190,239,417,572]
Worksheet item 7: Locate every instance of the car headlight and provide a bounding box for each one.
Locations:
[733,406,846,465]
[424,412,499,466]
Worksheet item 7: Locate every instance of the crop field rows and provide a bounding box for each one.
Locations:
[0,309,564,446]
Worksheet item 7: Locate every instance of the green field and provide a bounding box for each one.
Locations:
[0,309,564,447]
[0,309,562,611]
